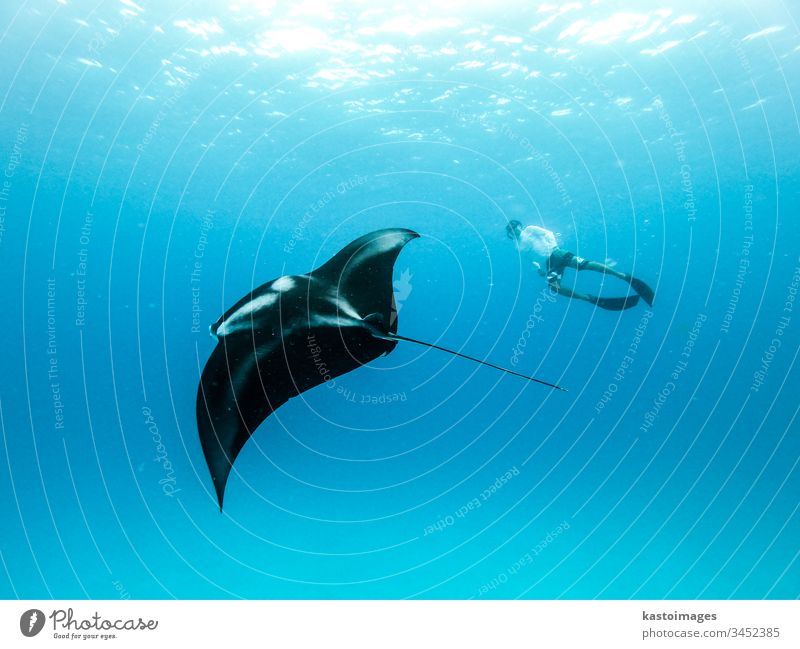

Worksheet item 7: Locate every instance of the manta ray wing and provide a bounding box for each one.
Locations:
[196,333,280,510]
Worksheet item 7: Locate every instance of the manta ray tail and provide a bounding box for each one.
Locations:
[385,331,567,392]
[360,313,566,391]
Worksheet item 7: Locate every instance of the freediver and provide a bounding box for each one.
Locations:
[506,220,654,311]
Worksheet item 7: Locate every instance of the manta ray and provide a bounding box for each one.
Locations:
[196,228,564,509]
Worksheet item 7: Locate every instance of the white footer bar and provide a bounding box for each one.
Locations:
[1,600,796,648]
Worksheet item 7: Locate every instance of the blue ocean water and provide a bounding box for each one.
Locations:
[0,0,798,599]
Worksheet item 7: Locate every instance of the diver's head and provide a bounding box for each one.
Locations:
[506,220,523,241]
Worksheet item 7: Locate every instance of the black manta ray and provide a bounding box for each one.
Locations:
[196,228,564,509]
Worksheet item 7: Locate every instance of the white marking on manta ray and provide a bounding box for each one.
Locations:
[216,292,278,336]
[335,297,361,320]
[324,288,361,320]
[315,314,362,329]
[271,276,295,291]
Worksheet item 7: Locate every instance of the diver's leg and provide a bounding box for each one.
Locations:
[575,258,628,280]
[555,284,640,310]
[552,282,595,305]
[573,256,654,306]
